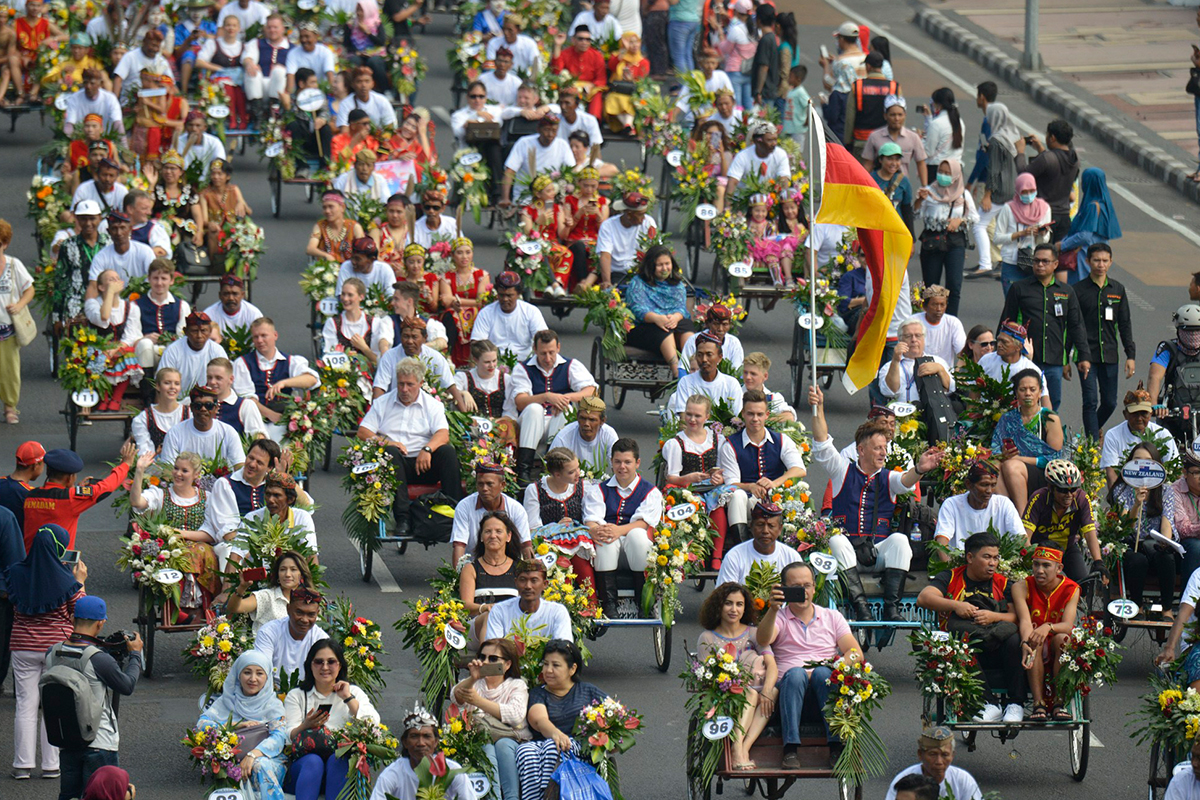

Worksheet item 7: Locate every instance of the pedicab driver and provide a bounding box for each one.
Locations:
[884,727,981,800]
[1156,552,1200,689]
[1011,544,1079,722]
[757,561,862,769]
[370,704,478,800]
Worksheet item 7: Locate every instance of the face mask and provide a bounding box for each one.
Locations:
[1019,192,1037,205]
[936,174,953,187]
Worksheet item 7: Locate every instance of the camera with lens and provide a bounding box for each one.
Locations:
[101,630,135,662]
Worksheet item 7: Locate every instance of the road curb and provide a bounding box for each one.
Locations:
[913,5,1200,205]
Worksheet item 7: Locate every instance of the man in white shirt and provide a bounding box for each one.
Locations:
[884,727,982,800]
[64,70,124,137]
[681,305,743,370]
[549,396,618,475]
[741,352,796,421]
[485,15,541,72]
[159,385,246,466]
[373,317,463,408]
[206,357,269,439]
[357,357,464,537]
[596,192,656,286]
[933,462,1025,555]
[284,21,336,104]
[233,317,320,424]
[86,211,155,296]
[123,191,171,258]
[158,311,229,394]
[332,148,390,200]
[1163,740,1200,800]
[450,80,503,143]
[334,66,398,131]
[919,285,966,367]
[72,158,128,217]
[200,438,281,565]
[254,588,329,679]
[1100,386,1179,486]
[478,48,522,107]
[204,275,264,342]
[180,111,227,182]
[669,334,743,416]
[513,330,598,486]
[112,29,171,103]
[556,87,603,146]
[470,271,549,362]
[592,438,661,617]
[370,707,478,800]
[569,0,623,42]
[450,464,534,564]
[336,237,396,296]
[217,0,270,35]
[977,321,1049,408]
[484,560,573,641]
[718,120,791,210]
[877,317,955,404]
[500,115,574,205]
[411,190,459,248]
[716,502,803,586]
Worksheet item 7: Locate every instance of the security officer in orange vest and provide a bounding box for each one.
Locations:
[22,443,136,552]
[842,51,899,156]
[917,530,1028,724]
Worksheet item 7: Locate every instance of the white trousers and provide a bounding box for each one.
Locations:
[518,405,568,450]
[245,65,288,101]
[12,649,58,771]
[134,338,163,369]
[829,532,912,572]
[726,488,759,526]
[594,528,653,572]
[972,205,1003,271]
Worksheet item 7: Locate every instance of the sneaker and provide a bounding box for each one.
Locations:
[41,770,59,779]
[975,703,1002,723]
[780,749,801,770]
[12,769,30,780]
[1002,703,1025,724]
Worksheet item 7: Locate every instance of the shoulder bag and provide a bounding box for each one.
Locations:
[3,258,37,347]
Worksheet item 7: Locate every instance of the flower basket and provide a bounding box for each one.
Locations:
[394,595,470,706]
[577,285,633,361]
[338,441,400,554]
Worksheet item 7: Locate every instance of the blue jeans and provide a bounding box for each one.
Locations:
[283,753,349,800]
[668,21,700,73]
[1000,261,1027,297]
[729,71,753,110]
[59,748,119,800]
[492,738,521,800]
[1080,361,1120,439]
[778,665,834,745]
[1183,538,1200,591]
[1041,364,1064,411]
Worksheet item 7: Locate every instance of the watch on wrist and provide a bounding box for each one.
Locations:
[422,446,432,453]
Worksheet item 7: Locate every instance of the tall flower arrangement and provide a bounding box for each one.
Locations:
[333,717,399,800]
[671,143,719,225]
[642,488,712,627]
[680,647,752,791]
[1132,673,1200,752]
[388,40,427,99]
[338,441,399,554]
[822,657,892,781]
[394,595,470,706]
[217,218,265,282]
[711,211,750,266]
[115,516,193,602]
[300,259,340,302]
[578,284,634,361]
[439,711,494,784]
[907,629,984,720]
[953,358,1014,444]
[573,697,643,800]
[1053,617,1121,703]
[183,615,254,700]
[449,148,491,224]
[323,595,389,702]
[27,175,71,243]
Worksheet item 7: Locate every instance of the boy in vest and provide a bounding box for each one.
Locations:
[43,596,143,799]
[593,438,661,617]
[128,258,189,380]
[232,317,320,425]
[1011,544,1079,723]
[205,357,268,439]
[917,531,1026,724]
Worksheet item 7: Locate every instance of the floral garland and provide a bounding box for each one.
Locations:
[184,719,245,789]
[907,629,985,721]
[578,284,634,361]
[389,40,427,99]
[680,647,752,792]
[394,595,470,706]
[27,175,71,244]
[1053,617,1121,703]
[711,210,750,267]
[449,147,491,225]
[183,615,254,699]
[323,595,388,702]
[333,717,399,800]
[822,656,891,781]
[573,697,643,800]
[643,488,712,627]
[953,358,1014,444]
[338,440,399,554]
[115,515,194,602]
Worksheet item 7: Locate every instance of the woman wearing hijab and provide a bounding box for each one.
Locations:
[1059,167,1122,284]
[971,102,1025,278]
[197,650,288,800]
[993,172,1052,296]
[914,157,978,316]
[6,523,86,780]
[343,0,391,101]
[82,766,135,800]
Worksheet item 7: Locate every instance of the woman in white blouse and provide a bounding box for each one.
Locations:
[226,549,314,633]
[452,637,530,800]
[321,277,390,367]
[921,87,966,173]
[455,339,518,444]
[283,639,380,800]
[131,367,188,455]
[914,157,978,318]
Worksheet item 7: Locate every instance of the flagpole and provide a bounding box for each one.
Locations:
[807,102,819,416]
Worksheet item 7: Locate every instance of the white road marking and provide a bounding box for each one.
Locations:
[1090,731,1104,748]
[820,0,1200,251]
[432,106,452,127]
[1126,288,1157,314]
[354,540,404,593]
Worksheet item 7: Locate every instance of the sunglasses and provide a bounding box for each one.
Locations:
[425,204,443,211]
[469,93,486,98]
[1033,257,1056,264]
[975,340,997,349]
[481,654,505,663]
[192,401,218,410]
[312,658,340,667]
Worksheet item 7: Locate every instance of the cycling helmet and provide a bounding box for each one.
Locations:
[1174,303,1200,329]
[1044,459,1083,490]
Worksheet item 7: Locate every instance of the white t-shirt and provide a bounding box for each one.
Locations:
[113,48,173,101]
[682,331,744,369]
[485,33,541,71]
[411,215,460,249]
[87,241,156,284]
[157,338,229,395]
[884,764,981,800]
[286,43,337,77]
[370,757,477,800]
[358,388,448,453]
[182,133,227,181]
[922,313,966,367]
[0,256,33,327]
[523,478,605,528]
[65,88,124,133]
[1166,765,1200,800]
[254,617,330,678]
[875,354,956,403]
[503,135,575,196]
[158,418,246,466]
[203,299,264,332]
[485,597,573,641]
[478,70,523,106]
[716,540,804,587]
[334,91,398,129]
[977,351,1049,398]
[595,214,656,275]
[451,494,532,550]
[470,301,549,362]
[336,259,395,295]
[568,10,623,40]
[933,493,1026,552]
[550,422,619,473]
[668,371,743,415]
[1100,420,1179,469]
[216,0,270,33]
[73,180,129,217]
[322,313,391,355]
[451,104,504,141]
[374,344,455,392]
[558,110,604,147]
[727,145,791,183]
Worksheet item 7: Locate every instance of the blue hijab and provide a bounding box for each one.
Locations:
[1068,167,1122,240]
[200,650,285,726]
[3,524,81,615]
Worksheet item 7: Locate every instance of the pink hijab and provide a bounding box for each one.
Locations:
[357,0,380,34]
[1008,173,1050,227]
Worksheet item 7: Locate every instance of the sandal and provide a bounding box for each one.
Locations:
[4,408,18,424]
[1051,706,1072,722]
[1028,704,1049,722]
[732,761,756,771]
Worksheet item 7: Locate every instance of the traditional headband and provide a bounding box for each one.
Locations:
[475,462,505,474]
[322,192,346,206]
[403,703,438,732]
[922,284,950,301]
[706,305,732,322]
[185,310,212,326]
[748,193,771,207]
[352,237,378,256]
[999,319,1026,344]
[751,501,782,519]
[1031,545,1063,564]
[185,109,205,123]
[577,166,600,181]
[577,396,606,416]
[452,236,473,251]
[696,331,723,349]
[83,113,103,126]
[400,316,426,332]
[265,471,296,491]
[403,243,426,259]
[161,149,184,168]
[291,586,323,604]
[530,174,555,195]
[867,405,896,419]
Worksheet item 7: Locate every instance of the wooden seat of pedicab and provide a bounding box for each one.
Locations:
[76,396,146,418]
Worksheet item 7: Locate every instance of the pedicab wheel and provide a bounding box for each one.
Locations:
[837,778,863,800]
[693,575,706,592]
[591,336,606,403]
[136,588,156,678]
[397,540,408,555]
[1111,618,1129,643]
[269,166,282,218]
[685,225,701,284]
[653,615,672,673]
[1149,738,1176,800]
[322,436,333,472]
[360,544,373,583]
[685,717,713,800]
[306,183,316,203]
[66,401,80,450]
[612,385,627,410]
[1069,694,1090,782]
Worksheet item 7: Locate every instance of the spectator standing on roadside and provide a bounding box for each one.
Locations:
[1022,119,1080,245]
[841,51,898,157]
[966,97,1024,281]
[1188,32,1200,183]
[712,0,756,111]
[667,0,703,74]
[921,87,965,174]
[1058,167,1122,285]
[819,21,866,143]
[1072,243,1135,439]
[751,4,781,115]
[642,0,671,77]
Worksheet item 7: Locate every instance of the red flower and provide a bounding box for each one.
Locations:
[429,752,448,777]
[623,717,640,729]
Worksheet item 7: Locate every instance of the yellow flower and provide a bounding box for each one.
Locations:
[344,636,355,646]
[201,635,215,648]
[217,640,232,652]
[216,622,230,634]
[449,718,464,734]
[536,542,550,555]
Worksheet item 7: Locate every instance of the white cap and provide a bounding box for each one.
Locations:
[74,199,102,216]
[834,21,859,38]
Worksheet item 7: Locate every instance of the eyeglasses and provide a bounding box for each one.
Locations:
[481,654,505,663]
[192,401,218,410]
[975,340,997,349]
[469,93,486,99]
[312,658,340,667]
[1033,257,1056,264]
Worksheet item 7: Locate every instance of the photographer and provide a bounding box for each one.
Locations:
[44,595,144,800]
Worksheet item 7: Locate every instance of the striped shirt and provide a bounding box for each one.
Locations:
[10,589,84,652]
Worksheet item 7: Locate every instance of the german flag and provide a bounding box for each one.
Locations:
[805,103,913,394]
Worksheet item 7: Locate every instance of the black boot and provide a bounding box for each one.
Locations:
[725,524,749,557]
[516,447,537,490]
[594,570,619,619]
[839,569,873,622]
[881,568,907,622]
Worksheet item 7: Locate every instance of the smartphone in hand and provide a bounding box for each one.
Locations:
[241,567,269,582]
[819,44,830,60]
[780,585,807,604]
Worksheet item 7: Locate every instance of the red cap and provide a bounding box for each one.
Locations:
[16,441,46,466]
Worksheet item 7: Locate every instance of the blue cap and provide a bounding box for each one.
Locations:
[44,448,84,474]
[74,596,108,621]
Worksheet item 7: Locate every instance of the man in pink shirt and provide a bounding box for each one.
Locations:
[757,561,862,768]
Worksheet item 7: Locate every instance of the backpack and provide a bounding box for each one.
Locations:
[410,490,457,546]
[39,644,106,749]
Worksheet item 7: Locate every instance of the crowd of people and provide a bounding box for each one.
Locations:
[0,0,1198,798]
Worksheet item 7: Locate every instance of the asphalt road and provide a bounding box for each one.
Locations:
[0,0,1194,797]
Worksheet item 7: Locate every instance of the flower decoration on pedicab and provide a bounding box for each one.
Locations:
[183,615,254,701]
[643,488,712,628]
[907,629,985,721]
[820,656,892,781]
[1053,616,1121,704]
[573,696,643,800]
[333,717,399,800]
[183,719,245,788]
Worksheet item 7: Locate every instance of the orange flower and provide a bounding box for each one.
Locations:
[462,173,475,184]
[37,186,53,199]
[799,493,810,503]
[753,598,766,610]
